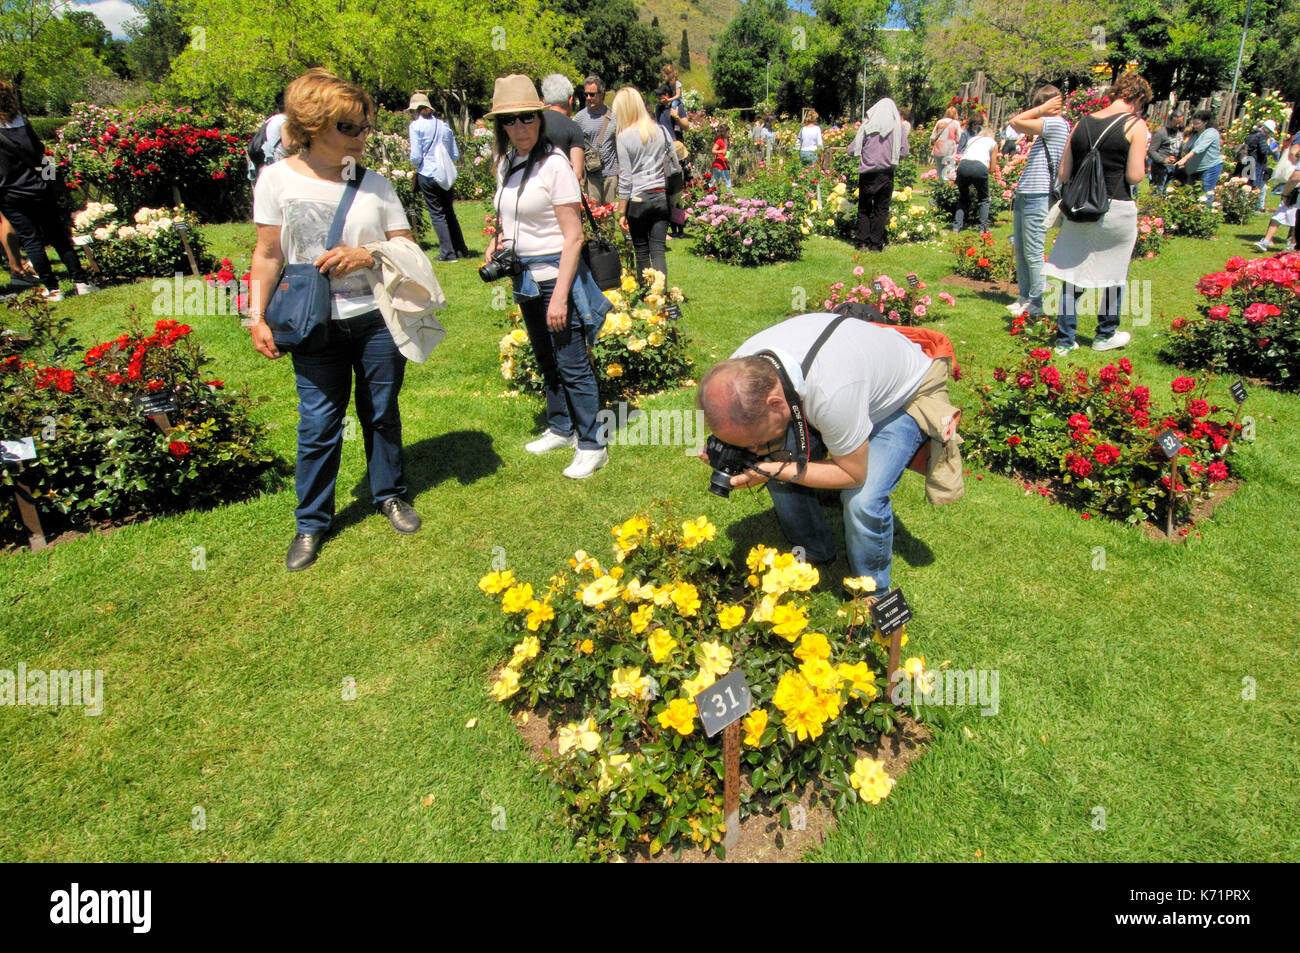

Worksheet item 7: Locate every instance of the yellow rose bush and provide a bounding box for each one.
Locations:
[497,268,691,402]
[480,503,907,860]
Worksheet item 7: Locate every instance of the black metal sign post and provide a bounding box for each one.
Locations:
[870,588,913,683]
[1157,429,1183,538]
[695,668,754,853]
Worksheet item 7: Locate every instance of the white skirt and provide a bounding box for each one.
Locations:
[1044,199,1137,288]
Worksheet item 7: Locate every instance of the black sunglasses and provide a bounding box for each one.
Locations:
[501,113,539,127]
[335,120,373,138]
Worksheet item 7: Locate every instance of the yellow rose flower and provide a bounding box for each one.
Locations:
[716,604,746,630]
[680,515,717,549]
[490,667,521,701]
[742,709,769,747]
[749,592,778,623]
[844,576,877,592]
[577,638,595,655]
[657,698,697,736]
[581,575,620,607]
[622,579,654,604]
[626,337,647,352]
[478,570,516,595]
[630,604,655,634]
[782,701,826,741]
[799,657,841,692]
[849,756,894,804]
[612,515,649,555]
[871,626,907,649]
[606,363,624,378]
[620,274,638,293]
[596,752,634,793]
[501,583,534,614]
[901,655,926,679]
[647,628,677,662]
[772,669,812,714]
[769,602,809,640]
[792,631,831,664]
[837,661,878,701]
[650,584,674,608]
[681,670,717,698]
[695,640,733,679]
[509,635,541,668]
[746,544,776,572]
[610,666,649,700]
[670,582,701,617]
[556,716,601,755]
[524,601,554,632]
[647,330,665,347]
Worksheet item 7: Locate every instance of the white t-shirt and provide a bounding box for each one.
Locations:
[962,134,997,169]
[495,149,582,282]
[798,124,823,152]
[253,161,409,319]
[732,313,932,457]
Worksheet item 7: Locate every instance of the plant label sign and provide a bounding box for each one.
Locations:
[870,587,912,638]
[872,280,884,294]
[1230,380,1248,404]
[695,668,753,738]
[661,303,682,322]
[132,393,179,419]
[906,273,920,287]
[1156,429,1183,459]
[0,437,37,462]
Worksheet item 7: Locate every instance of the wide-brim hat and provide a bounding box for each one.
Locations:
[408,93,433,112]
[1262,119,1277,134]
[484,75,545,119]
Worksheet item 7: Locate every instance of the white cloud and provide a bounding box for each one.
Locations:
[75,0,139,40]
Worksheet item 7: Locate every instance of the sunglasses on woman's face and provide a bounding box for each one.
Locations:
[335,120,372,138]
[501,113,539,128]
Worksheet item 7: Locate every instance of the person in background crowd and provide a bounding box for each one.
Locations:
[662,63,684,105]
[930,106,960,177]
[541,73,586,183]
[488,74,611,480]
[797,110,823,165]
[848,96,906,253]
[899,106,913,149]
[1007,86,1069,319]
[1254,139,1300,252]
[710,123,731,192]
[1000,120,1022,155]
[0,81,96,302]
[1045,71,1153,356]
[952,117,998,232]
[247,105,287,182]
[957,113,971,154]
[614,87,671,279]
[1147,115,1180,196]
[250,68,424,571]
[1,211,41,288]
[1171,109,1222,196]
[1245,119,1279,211]
[758,115,777,151]
[655,84,689,142]
[408,92,470,263]
[575,75,618,205]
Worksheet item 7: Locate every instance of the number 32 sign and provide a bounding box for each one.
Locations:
[694,669,754,738]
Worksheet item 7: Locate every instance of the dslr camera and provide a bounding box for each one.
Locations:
[478,245,524,283]
[705,434,763,498]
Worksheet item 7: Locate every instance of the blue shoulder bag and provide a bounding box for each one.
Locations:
[265,170,363,353]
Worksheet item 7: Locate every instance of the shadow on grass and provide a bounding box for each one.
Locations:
[334,428,503,532]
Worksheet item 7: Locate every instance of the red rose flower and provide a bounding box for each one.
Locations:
[1006,435,1022,446]
[1243,302,1280,325]
[1206,305,1231,320]
[1030,348,1051,362]
[168,441,191,458]
[1067,414,1090,430]
[1118,358,1132,374]
[1067,454,1093,478]
[1040,365,1061,387]
[1171,377,1196,394]
[1099,365,1119,385]
[1207,461,1228,482]
[966,247,977,257]
[977,257,990,268]
[1188,399,1209,418]
[993,367,1008,382]
[1016,372,1035,389]
[1093,444,1120,465]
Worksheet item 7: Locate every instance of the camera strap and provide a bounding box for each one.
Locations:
[497,146,542,252]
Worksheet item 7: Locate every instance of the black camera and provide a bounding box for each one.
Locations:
[478,246,524,283]
[705,434,761,498]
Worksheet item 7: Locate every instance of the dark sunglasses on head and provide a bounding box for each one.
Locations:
[501,113,539,127]
[335,120,372,138]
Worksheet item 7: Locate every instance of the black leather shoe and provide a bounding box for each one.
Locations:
[379,497,421,534]
[286,533,324,571]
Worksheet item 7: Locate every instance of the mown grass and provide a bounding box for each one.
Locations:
[1,191,1297,861]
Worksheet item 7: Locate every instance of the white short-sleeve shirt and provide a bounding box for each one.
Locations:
[732,313,932,457]
[962,134,997,169]
[494,149,582,282]
[253,161,409,319]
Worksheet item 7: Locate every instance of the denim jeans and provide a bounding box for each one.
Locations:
[626,192,669,279]
[415,173,469,260]
[0,194,90,292]
[1253,160,1269,209]
[711,166,732,190]
[1149,163,1172,196]
[290,310,407,533]
[1013,191,1050,314]
[519,278,604,450]
[766,407,926,589]
[1056,282,1123,348]
[1198,162,1223,196]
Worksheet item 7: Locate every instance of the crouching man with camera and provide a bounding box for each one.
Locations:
[697,309,964,590]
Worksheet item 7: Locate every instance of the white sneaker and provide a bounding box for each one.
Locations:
[1253,240,1271,253]
[1092,331,1131,351]
[1054,342,1080,357]
[40,288,64,302]
[75,282,100,296]
[525,429,577,454]
[1006,301,1028,314]
[562,447,608,479]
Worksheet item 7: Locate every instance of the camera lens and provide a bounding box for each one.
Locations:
[708,469,733,498]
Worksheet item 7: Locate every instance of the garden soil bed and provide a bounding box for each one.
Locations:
[937,274,1018,299]
[513,705,931,863]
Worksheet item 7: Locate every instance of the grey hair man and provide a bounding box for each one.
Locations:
[541,73,586,182]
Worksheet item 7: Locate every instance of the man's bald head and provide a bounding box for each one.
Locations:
[697,357,780,433]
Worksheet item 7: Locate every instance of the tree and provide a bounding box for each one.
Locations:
[548,0,667,91]
[679,28,689,71]
[710,0,789,108]
[125,0,191,83]
[0,0,109,112]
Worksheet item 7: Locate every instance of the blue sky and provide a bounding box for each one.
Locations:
[76,0,137,39]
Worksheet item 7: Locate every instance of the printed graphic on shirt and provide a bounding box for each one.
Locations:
[282,200,369,300]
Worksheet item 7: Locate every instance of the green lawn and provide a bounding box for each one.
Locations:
[2,194,1297,862]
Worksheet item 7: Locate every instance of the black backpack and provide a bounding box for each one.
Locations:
[1060,114,1131,223]
[245,118,272,178]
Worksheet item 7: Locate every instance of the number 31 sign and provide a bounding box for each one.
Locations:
[694,669,754,738]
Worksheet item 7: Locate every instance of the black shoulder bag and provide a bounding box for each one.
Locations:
[580,192,621,290]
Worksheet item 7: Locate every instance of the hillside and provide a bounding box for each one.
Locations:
[638,0,742,76]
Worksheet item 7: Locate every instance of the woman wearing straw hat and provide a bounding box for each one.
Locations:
[408,92,470,262]
[485,74,612,480]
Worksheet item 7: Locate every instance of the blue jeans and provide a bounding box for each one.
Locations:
[766,408,925,590]
[1198,162,1222,195]
[0,194,90,292]
[1013,191,1050,314]
[290,310,407,533]
[1149,163,1172,196]
[520,278,604,450]
[1056,283,1123,348]
[415,173,469,260]
[1253,160,1269,209]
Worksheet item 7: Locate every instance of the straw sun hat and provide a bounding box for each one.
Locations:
[484,75,545,119]
[407,93,433,112]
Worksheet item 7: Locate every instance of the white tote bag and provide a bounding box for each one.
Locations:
[1269,145,1295,185]
[431,119,458,190]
